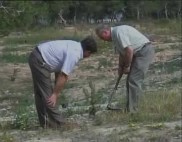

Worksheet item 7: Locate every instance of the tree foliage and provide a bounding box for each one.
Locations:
[0,0,181,30]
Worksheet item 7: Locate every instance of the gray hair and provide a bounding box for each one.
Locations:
[95,25,110,35]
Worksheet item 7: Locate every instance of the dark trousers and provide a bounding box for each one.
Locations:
[28,47,65,128]
[126,43,155,112]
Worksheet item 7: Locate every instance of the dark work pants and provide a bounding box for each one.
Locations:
[126,43,155,113]
[28,48,65,128]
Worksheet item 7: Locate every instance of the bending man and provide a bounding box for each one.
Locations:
[28,36,97,128]
[96,25,154,113]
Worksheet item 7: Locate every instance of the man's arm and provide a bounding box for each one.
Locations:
[123,47,133,68]
[119,47,134,74]
[118,53,124,75]
[47,72,68,107]
[55,72,59,84]
[119,53,124,67]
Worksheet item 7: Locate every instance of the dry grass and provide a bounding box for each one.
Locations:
[94,89,181,125]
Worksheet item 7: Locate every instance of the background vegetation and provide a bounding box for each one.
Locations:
[0,0,181,33]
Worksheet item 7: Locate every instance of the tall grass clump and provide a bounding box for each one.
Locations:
[139,89,181,122]
[94,89,181,125]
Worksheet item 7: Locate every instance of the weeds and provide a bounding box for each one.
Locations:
[145,123,165,130]
[98,57,113,70]
[87,74,107,81]
[165,77,181,85]
[58,92,68,108]
[151,57,181,73]
[139,90,180,122]
[155,47,165,53]
[64,82,79,89]
[175,125,182,130]
[11,93,38,130]
[83,88,90,105]
[80,64,95,70]
[83,81,97,117]
[94,90,180,125]
[147,135,170,142]
[0,132,15,142]
[13,106,38,130]
[83,80,106,106]
[63,107,87,117]
[170,44,181,50]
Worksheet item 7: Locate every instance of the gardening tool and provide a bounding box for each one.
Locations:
[107,73,123,111]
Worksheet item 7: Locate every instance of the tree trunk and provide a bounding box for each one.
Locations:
[164,2,168,19]
[74,6,77,24]
[177,4,181,19]
[58,10,67,26]
[136,7,140,20]
[157,11,160,19]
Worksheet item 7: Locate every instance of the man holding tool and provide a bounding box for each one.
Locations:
[28,36,97,128]
[96,25,154,113]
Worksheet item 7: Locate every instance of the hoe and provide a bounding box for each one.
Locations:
[107,73,123,111]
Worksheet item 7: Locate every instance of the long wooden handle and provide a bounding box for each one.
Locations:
[107,74,123,106]
[114,73,123,90]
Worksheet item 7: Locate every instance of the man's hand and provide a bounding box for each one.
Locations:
[47,93,58,107]
[118,66,123,76]
[122,66,130,74]
[47,72,68,107]
[118,66,130,75]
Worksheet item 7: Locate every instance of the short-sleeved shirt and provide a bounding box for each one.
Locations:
[111,25,150,55]
[37,40,83,75]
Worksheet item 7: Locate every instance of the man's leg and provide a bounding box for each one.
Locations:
[33,77,48,127]
[28,50,65,128]
[29,52,50,127]
[126,44,155,113]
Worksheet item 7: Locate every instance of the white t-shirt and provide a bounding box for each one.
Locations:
[37,40,83,75]
[111,25,150,55]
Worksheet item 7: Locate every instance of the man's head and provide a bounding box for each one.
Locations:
[95,25,111,41]
[81,36,97,58]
